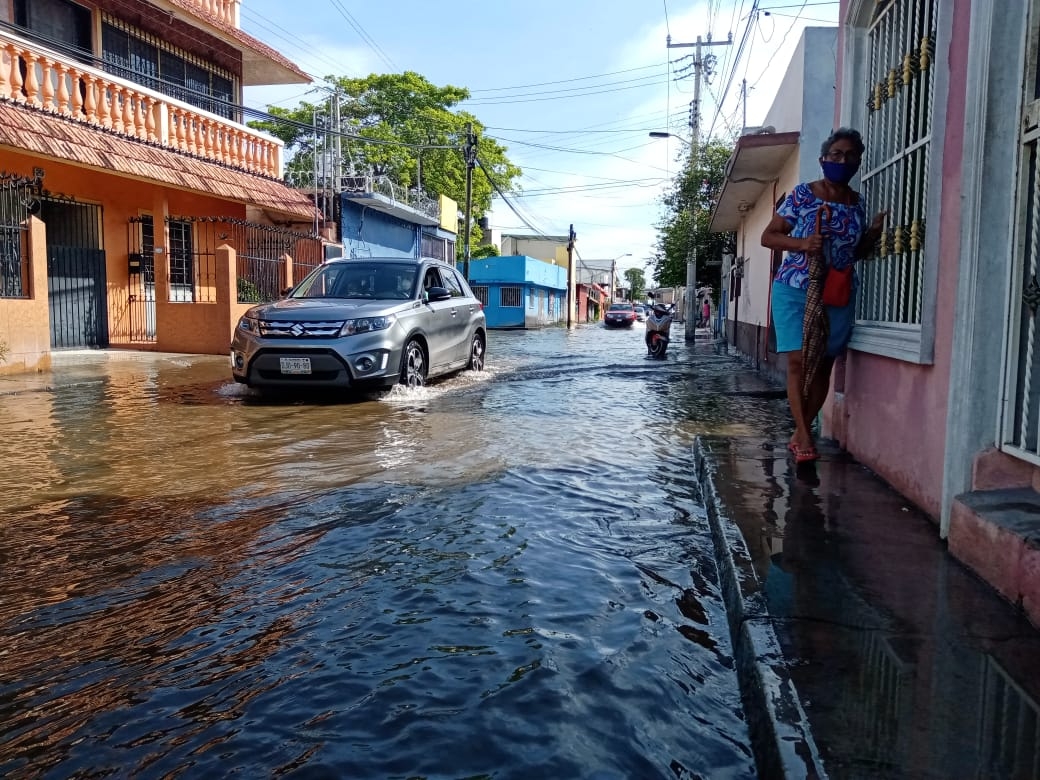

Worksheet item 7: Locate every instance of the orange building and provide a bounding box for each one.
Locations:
[0,0,322,373]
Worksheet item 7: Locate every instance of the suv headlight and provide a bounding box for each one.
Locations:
[237,315,259,333]
[339,314,395,337]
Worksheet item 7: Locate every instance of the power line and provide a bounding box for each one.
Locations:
[462,77,667,106]
[469,63,667,93]
[326,0,397,71]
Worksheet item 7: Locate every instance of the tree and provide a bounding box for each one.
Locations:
[651,139,735,297]
[624,267,646,301]
[472,244,500,259]
[249,72,522,255]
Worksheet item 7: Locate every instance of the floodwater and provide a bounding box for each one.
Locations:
[0,325,789,779]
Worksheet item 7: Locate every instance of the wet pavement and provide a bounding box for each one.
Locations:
[1,328,1039,779]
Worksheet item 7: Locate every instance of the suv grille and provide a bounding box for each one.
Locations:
[259,320,344,338]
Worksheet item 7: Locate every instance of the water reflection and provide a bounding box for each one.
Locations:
[707,432,1040,779]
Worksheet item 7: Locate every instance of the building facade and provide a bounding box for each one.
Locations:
[710,27,838,381]
[0,0,320,370]
[465,255,566,329]
[339,185,458,262]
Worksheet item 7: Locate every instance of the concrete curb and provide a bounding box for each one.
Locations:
[694,437,828,779]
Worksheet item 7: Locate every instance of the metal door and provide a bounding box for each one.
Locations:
[42,197,108,349]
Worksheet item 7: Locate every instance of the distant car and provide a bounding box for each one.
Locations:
[231,257,487,391]
[633,304,647,322]
[604,302,637,328]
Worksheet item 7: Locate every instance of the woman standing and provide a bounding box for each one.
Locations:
[761,128,887,463]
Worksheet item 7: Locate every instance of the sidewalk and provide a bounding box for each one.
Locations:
[695,350,1040,779]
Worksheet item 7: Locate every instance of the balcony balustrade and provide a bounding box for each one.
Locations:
[184,0,241,27]
[0,28,281,179]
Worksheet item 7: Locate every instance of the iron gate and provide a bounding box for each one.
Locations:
[41,196,108,349]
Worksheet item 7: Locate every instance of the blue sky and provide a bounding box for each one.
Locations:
[240,1,839,277]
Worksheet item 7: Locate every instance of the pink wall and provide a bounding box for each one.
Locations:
[835,0,970,519]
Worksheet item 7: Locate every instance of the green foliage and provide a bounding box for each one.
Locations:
[237,276,263,303]
[624,267,646,301]
[472,244,500,259]
[249,72,522,235]
[651,140,735,291]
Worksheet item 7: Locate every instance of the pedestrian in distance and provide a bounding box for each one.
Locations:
[760,127,887,464]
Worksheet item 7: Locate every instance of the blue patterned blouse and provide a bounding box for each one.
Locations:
[773,182,868,290]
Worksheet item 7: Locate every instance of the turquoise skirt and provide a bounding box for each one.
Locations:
[771,280,855,356]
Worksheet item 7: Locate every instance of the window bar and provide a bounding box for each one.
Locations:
[1018,144,1040,448]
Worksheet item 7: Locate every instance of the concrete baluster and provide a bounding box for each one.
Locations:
[71,69,84,117]
[195,116,205,157]
[82,74,97,122]
[133,93,146,140]
[170,106,183,150]
[7,44,23,102]
[23,51,39,107]
[39,58,54,111]
[54,63,70,115]
[144,97,156,142]
[122,87,134,136]
[110,85,124,133]
[0,45,10,100]
[96,81,111,129]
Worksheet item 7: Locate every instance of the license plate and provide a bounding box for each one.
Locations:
[279,357,311,374]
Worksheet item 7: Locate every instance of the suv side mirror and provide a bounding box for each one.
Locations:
[426,286,452,302]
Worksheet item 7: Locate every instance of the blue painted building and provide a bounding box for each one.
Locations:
[463,255,567,329]
[338,181,458,262]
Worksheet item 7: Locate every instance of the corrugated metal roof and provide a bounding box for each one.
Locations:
[0,102,316,220]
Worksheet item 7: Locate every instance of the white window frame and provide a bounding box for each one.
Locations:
[840,0,952,364]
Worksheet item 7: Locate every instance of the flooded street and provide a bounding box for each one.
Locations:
[0,325,788,779]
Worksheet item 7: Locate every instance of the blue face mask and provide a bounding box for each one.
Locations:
[821,159,860,184]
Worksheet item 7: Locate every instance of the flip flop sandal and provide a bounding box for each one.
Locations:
[788,441,819,462]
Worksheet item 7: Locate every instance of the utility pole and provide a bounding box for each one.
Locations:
[566,224,576,329]
[668,33,732,341]
[741,78,747,132]
[462,123,477,279]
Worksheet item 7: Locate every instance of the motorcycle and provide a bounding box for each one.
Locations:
[645,303,674,359]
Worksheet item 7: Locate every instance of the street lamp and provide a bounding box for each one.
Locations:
[650,132,698,341]
[649,131,691,146]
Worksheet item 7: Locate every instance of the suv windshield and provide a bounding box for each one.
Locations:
[292,263,418,300]
[609,303,633,311]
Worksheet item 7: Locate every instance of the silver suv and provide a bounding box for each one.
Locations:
[231,257,487,391]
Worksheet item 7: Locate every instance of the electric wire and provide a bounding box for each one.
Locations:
[326,0,397,71]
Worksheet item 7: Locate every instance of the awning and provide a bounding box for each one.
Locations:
[709,131,800,232]
[0,102,317,220]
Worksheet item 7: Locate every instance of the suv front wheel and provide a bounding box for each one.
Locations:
[400,339,427,387]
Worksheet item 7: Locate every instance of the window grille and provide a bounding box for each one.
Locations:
[501,286,522,308]
[101,16,238,120]
[858,0,936,326]
[472,285,489,306]
[421,234,446,261]
[1005,1,1040,461]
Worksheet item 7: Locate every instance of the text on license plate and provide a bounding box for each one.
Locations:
[279,357,312,374]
